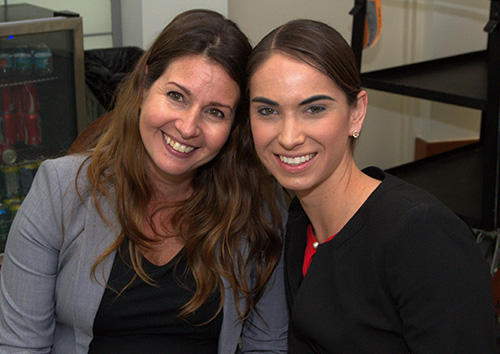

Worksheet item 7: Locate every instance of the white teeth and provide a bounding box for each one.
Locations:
[279,153,315,166]
[165,135,195,153]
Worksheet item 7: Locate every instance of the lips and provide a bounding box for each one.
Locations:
[278,153,316,166]
[164,133,195,153]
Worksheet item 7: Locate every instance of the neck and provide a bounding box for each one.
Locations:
[142,188,188,266]
[297,164,379,243]
[139,160,193,265]
[150,179,193,205]
[146,158,194,204]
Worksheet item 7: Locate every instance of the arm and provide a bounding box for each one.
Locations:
[385,203,500,353]
[0,160,68,353]
[238,250,288,354]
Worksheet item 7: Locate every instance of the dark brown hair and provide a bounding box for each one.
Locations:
[80,9,283,322]
[247,19,361,106]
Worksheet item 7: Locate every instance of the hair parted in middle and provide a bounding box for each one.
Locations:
[79,9,283,322]
[247,19,362,106]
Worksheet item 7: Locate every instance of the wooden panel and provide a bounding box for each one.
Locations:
[414,137,478,160]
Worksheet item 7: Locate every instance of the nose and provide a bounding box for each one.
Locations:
[278,116,305,150]
[175,109,201,139]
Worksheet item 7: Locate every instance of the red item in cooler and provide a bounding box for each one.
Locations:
[15,111,25,143]
[22,83,39,113]
[2,86,14,113]
[13,85,24,113]
[25,112,41,145]
[3,111,16,145]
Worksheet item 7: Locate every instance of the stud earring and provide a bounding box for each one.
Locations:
[352,130,360,139]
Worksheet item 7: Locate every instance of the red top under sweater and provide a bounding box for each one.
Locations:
[303,224,335,276]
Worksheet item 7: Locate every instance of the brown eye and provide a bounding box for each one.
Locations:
[306,105,326,114]
[207,108,225,119]
[167,91,184,102]
[257,107,277,116]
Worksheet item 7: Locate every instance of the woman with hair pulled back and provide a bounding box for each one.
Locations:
[0,9,288,354]
[248,19,500,353]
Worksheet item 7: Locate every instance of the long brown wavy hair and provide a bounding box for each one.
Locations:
[77,9,283,321]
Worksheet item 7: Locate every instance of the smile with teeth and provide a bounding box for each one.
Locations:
[164,134,195,153]
[279,153,316,166]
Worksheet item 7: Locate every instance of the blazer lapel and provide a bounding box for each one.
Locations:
[71,194,120,352]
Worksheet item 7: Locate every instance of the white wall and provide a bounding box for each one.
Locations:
[422,1,486,144]
[121,0,142,48]
[121,0,228,49]
[230,0,354,47]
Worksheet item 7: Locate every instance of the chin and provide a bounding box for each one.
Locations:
[273,176,311,193]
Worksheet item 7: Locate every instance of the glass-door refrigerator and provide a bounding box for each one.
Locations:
[0,3,85,255]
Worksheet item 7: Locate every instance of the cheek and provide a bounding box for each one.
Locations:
[250,119,269,150]
[138,101,154,129]
[207,123,232,151]
[138,103,158,135]
[138,111,147,139]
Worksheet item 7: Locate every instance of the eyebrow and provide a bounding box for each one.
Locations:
[169,82,192,96]
[251,95,335,107]
[299,95,335,105]
[251,97,279,106]
[208,101,234,113]
[168,81,234,112]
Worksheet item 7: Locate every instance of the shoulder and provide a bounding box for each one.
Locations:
[358,167,478,262]
[360,167,488,276]
[23,154,94,217]
[36,154,91,191]
[362,166,461,224]
[363,166,440,205]
[39,154,90,180]
[360,168,491,294]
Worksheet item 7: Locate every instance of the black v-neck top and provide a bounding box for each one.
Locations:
[88,244,222,354]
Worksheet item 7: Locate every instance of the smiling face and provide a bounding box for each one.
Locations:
[249,53,367,195]
[139,55,240,187]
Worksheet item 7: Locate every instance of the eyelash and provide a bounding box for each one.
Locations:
[308,105,325,113]
[168,91,226,119]
[257,107,278,117]
[206,108,225,119]
[167,91,184,102]
[256,105,326,117]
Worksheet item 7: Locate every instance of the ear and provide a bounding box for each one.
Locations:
[349,90,368,135]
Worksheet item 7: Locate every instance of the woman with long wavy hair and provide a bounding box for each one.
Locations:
[0,9,287,354]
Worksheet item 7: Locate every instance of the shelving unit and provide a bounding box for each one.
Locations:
[350,1,500,270]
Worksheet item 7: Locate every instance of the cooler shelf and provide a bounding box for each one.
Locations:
[0,75,57,87]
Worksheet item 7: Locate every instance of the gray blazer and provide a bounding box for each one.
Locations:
[0,155,288,354]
